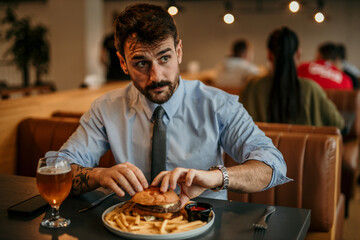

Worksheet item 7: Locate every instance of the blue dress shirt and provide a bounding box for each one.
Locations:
[58,78,291,200]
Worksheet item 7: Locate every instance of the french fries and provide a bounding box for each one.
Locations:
[105,201,208,235]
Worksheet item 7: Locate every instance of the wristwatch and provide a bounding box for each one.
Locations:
[208,165,229,191]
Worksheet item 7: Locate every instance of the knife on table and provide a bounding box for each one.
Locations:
[78,192,115,213]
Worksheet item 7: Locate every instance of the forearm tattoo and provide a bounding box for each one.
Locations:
[71,164,94,195]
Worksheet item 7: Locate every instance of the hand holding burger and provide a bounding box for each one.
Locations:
[151,168,224,208]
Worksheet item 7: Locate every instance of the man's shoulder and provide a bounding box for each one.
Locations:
[94,83,133,105]
[182,79,237,101]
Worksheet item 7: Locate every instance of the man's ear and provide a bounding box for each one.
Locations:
[117,51,129,75]
[176,39,183,64]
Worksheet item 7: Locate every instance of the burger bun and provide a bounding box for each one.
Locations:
[132,187,179,206]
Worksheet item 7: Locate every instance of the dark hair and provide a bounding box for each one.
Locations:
[267,26,302,123]
[114,3,179,58]
[232,40,248,57]
[318,42,339,61]
[112,11,119,23]
[337,44,346,60]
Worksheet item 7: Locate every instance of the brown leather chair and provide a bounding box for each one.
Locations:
[16,117,115,177]
[325,89,360,218]
[225,122,344,240]
[51,111,83,119]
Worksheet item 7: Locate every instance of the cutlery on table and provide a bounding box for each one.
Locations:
[253,206,276,230]
[78,192,115,213]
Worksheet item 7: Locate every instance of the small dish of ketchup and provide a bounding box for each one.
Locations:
[190,206,207,211]
[185,202,212,222]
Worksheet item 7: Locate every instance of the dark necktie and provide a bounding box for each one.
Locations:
[151,106,167,180]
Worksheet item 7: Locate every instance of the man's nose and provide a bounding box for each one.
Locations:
[149,63,162,82]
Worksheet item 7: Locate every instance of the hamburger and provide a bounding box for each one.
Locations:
[131,187,181,220]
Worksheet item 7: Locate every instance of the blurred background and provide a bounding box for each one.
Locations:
[0,0,359,91]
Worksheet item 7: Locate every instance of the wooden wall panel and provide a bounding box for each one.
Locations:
[0,81,130,174]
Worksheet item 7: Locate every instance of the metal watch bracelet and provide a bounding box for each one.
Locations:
[209,165,229,191]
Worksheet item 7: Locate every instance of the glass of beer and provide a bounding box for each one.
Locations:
[36,155,72,228]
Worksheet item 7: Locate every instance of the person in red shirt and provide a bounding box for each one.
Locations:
[298,42,353,90]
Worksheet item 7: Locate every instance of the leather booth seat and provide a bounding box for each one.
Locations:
[16,117,115,177]
[51,111,83,119]
[325,89,360,218]
[225,122,344,240]
[17,117,343,239]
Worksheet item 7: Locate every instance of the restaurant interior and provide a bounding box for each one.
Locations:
[0,0,360,239]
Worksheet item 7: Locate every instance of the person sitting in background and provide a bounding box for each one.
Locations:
[240,27,344,131]
[101,11,131,82]
[338,44,359,89]
[297,42,353,90]
[213,39,261,90]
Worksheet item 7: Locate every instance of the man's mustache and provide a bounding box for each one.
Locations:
[146,81,172,90]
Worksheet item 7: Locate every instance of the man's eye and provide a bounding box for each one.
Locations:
[136,61,147,68]
[160,56,170,63]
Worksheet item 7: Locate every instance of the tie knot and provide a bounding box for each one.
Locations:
[153,106,165,120]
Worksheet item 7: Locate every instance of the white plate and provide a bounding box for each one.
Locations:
[102,202,215,240]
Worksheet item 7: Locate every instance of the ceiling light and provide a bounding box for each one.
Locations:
[223,13,235,24]
[314,12,325,23]
[166,0,183,16]
[223,1,234,24]
[168,6,178,16]
[314,0,325,23]
[289,1,300,13]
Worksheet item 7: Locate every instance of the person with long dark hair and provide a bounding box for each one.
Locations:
[240,27,344,129]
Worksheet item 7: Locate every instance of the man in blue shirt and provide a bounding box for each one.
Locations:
[57,3,290,207]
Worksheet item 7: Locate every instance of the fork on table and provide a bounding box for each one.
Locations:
[253,206,276,230]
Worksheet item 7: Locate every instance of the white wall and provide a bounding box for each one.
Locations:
[85,0,105,85]
[48,0,86,90]
[99,0,360,72]
[1,0,359,90]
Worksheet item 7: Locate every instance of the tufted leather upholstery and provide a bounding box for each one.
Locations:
[325,89,360,218]
[16,117,115,177]
[225,122,344,239]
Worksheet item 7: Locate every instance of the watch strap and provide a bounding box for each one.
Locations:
[209,165,229,191]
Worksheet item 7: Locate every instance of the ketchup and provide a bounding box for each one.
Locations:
[190,206,207,211]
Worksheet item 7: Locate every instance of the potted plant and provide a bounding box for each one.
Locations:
[1,7,50,87]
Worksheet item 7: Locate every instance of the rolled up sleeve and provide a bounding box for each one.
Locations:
[219,96,292,190]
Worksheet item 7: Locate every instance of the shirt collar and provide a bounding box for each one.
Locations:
[136,77,184,123]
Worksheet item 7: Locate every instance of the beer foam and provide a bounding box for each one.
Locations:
[37,166,71,175]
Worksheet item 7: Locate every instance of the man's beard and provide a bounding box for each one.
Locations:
[133,73,179,104]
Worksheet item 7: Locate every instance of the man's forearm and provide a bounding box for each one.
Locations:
[70,164,102,195]
[227,160,272,193]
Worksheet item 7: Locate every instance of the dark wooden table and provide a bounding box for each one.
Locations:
[0,174,311,240]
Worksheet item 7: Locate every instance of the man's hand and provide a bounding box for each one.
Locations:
[149,161,273,208]
[95,162,149,197]
[71,162,148,197]
[151,168,223,207]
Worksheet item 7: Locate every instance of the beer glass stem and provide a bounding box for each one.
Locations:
[51,206,60,220]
